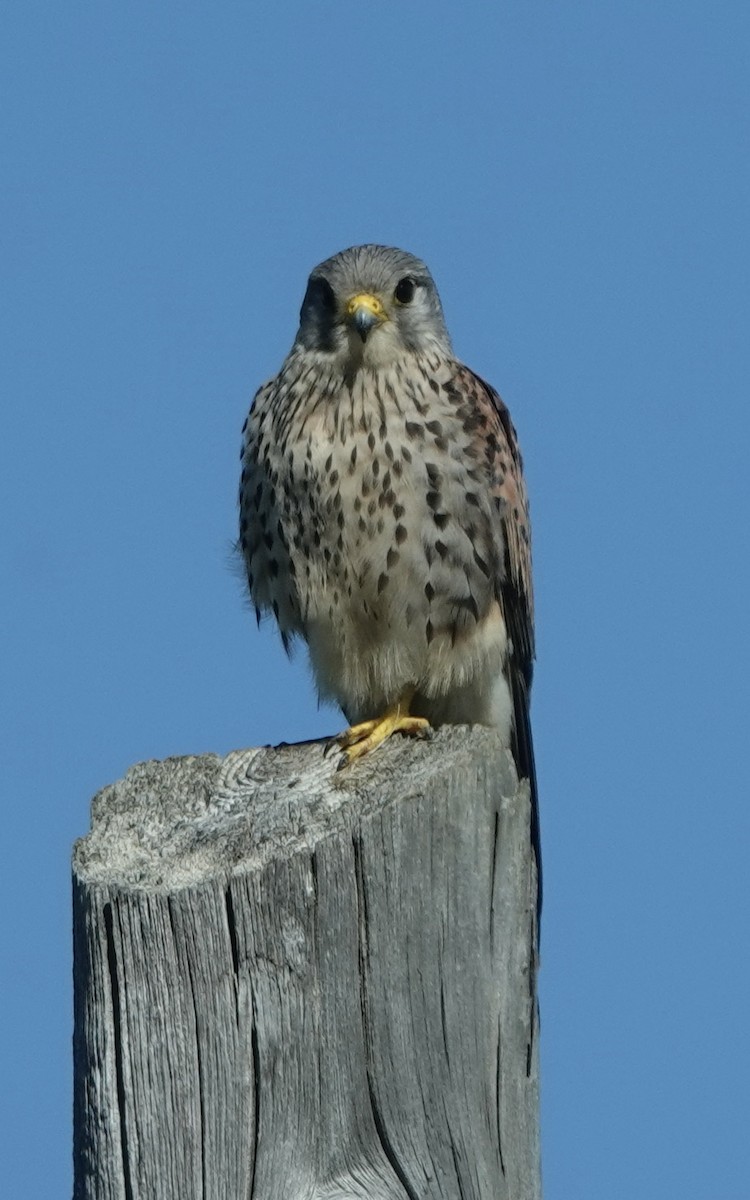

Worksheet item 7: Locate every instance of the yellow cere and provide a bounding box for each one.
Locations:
[346,293,386,319]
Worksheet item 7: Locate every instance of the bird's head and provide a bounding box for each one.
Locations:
[294,244,452,368]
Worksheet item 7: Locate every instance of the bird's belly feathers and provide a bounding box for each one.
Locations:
[243,387,510,725]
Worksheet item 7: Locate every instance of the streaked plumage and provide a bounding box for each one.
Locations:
[239,245,539,889]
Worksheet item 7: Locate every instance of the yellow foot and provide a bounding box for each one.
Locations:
[333,694,432,769]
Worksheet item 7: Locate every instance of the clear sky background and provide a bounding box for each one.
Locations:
[2,3,748,1196]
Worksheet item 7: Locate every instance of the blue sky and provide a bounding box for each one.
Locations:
[2,3,748,1196]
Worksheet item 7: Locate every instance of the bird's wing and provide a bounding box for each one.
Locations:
[454,364,541,922]
[238,378,291,637]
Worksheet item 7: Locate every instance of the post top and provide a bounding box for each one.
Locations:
[73,728,520,893]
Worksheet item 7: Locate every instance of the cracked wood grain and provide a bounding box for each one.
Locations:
[73,727,540,1200]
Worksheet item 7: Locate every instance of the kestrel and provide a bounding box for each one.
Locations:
[239,245,538,873]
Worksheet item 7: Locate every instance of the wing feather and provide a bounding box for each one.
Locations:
[456,365,542,923]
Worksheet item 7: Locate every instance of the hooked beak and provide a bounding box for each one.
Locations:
[346,292,386,343]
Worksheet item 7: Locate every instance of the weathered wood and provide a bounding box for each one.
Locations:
[73,727,540,1200]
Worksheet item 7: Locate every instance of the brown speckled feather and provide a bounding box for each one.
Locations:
[456,364,540,905]
[457,367,534,675]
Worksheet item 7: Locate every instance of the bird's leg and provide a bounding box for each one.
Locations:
[334,686,431,769]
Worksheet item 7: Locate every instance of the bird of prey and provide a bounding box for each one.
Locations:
[239,244,538,874]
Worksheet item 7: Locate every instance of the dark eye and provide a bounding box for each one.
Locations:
[394,276,416,304]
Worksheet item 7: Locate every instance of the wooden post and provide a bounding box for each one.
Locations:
[72,727,540,1200]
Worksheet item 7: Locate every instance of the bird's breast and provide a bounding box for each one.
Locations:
[241,356,511,718]
[254,363,501,646]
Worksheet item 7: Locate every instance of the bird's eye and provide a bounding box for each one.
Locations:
[394,276,416,305]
